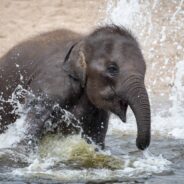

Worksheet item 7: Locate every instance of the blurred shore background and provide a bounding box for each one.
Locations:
[0,0,183,97]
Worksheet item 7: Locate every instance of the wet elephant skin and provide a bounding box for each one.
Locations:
[0,26,151,150]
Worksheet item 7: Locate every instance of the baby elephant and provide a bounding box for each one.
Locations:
[0,25,151,150]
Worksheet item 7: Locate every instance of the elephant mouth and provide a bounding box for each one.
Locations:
[119,100,128,122]
[111,100,128,123]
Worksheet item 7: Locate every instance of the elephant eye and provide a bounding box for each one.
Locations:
[106,63,119,77]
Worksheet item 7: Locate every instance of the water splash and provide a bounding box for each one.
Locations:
[31,134,123,170]
[0,85,31,148]
[9,136,171,183]
[0,115,27,149]
[105,0,141,29]
[170,60,184,114]
[166,60,184,138]
[149,60,184,138]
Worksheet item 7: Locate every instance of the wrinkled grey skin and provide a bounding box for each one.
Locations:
[0,26,151,150]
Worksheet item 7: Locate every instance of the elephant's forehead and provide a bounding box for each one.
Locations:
[90,36,136,55]
[89,40,134,64]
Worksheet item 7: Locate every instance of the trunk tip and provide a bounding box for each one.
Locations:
[136,135,150,150]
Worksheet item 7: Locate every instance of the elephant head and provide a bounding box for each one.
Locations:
[63,26,151,150]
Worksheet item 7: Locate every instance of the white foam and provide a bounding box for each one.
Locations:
[0,85,30,148]
[133,150,171,174]
[12,149,171,182]
[0,115,27,149]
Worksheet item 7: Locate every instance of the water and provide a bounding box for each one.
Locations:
[0,1,184,183]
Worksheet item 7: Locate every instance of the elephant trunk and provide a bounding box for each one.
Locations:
[121,75,151,150]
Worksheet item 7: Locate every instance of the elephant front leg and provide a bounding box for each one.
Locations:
[82,110,109,149]
[15,98,53,152]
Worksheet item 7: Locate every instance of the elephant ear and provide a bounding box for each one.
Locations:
[63,42,87,88]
